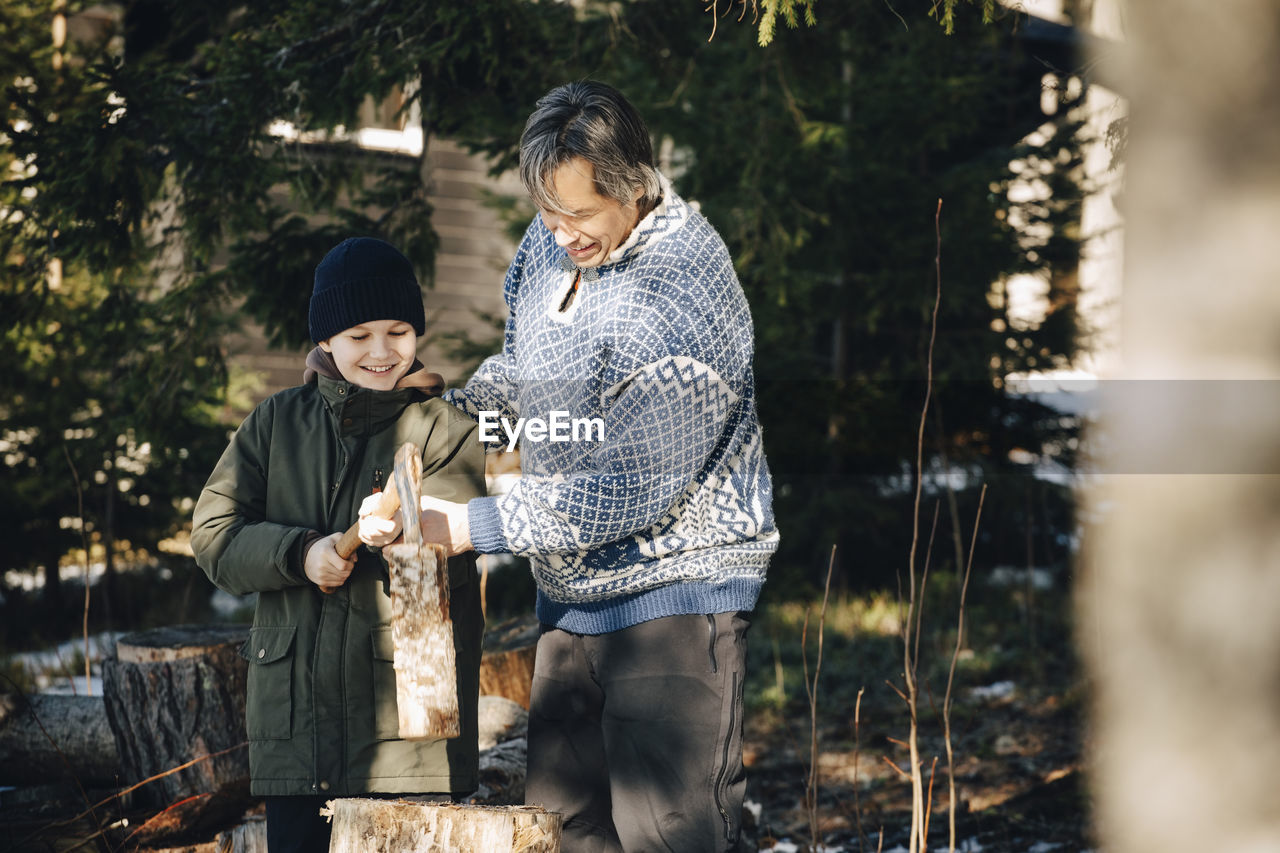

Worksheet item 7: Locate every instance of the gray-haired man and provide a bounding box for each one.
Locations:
[396,81,779,851]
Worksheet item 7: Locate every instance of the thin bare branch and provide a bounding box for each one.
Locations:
[913,502,941,677]
[923,755,939,852]
[883,0,910,30]
[853,687,868,853]
[39,743,248,834]
[805,545,837,852]
[881,755,912,780]
[944,483,988,852]
[902,198,946,853]
[122,792,212,847]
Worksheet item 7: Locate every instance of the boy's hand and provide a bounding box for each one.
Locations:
[304,531,356,589]
[358,491,402,547]
[419,495,473,556]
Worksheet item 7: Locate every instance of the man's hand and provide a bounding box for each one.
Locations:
[304,531,356,589]
[419,495,473,556]
[358,491,402,548]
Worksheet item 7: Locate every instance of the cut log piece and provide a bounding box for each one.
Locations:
[384,540,458,739]
[324,798,561,853]
[479,614,540,710]
[101,624,251,834]
[0,693,121,786]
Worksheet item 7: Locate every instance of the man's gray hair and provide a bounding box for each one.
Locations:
[519,81,662,216]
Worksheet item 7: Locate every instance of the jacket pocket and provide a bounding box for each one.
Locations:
[371,626,401,740]
[241,626,296,740]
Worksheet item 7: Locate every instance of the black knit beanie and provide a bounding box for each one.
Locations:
[309,237,426,343]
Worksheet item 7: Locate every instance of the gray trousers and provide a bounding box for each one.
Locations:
[525,612,751,853]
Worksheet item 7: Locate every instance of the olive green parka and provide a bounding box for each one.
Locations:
[192,372,485,798]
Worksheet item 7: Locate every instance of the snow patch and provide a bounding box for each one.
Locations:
[766,841,845,853]
[210,588,255,617]
[8,631,122,695]
[969,680,1017,701]
[989,565,1056,590]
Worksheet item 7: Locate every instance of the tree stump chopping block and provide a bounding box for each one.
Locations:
[324,798,561,852]
[101,624,251,824]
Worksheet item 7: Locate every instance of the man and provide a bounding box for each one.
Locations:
[364,80,778,851]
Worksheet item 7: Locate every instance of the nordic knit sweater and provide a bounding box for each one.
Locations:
[445,174,778,634]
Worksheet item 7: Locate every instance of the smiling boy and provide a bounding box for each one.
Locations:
[192,237,486,853]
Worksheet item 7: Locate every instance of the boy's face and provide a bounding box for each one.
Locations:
[319,320,417,391]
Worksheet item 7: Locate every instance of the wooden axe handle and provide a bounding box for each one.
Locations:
[318,488,402,594]
[335,488,401,559]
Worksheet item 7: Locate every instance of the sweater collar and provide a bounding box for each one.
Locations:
[603,171,691,268]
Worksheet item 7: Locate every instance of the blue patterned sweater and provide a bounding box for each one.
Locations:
[445,174,778,634]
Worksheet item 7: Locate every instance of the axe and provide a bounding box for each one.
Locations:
[319,444,423,594]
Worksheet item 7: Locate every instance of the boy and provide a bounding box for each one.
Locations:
[192,237,485,853]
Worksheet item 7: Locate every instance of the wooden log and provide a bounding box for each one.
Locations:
[323,798,561,853]
[384,538,457,739]
[100,624,251,831]
[479,614,539,710]
[383,441,459,740]
[0,693,121,786]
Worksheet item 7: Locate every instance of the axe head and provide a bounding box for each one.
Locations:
[391,442,423,547]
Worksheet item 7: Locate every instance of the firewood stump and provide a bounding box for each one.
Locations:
[101,624,252,837]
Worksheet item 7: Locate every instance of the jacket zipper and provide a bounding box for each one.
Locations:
[707,614,718,674]
[713,669,740,842]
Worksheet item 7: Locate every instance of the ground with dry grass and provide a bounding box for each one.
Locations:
[0,578,1091,852]
[739,585,1093,853]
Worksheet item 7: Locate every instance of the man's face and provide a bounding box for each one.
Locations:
[538,157,641,269]
[318,320,417,390]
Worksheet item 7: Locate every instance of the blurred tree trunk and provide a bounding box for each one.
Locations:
[1081,1,1280,850]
